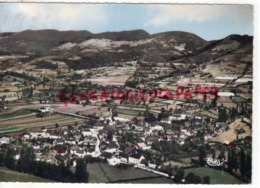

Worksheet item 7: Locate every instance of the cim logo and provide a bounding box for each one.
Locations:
[205,157,224,167]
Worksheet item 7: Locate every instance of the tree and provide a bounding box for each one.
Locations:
[17,146,35,173]
[0,152,4,166]
[107,130,113,142]
[239,147,246,177]
[245,153,252,180]
[230,107,238,120]
[144,112,157,123]
[199,145,206,167]
[149,98,154,103]
[132,117,138,125]
[203,176,210,184]
[227,147,237,173]
[185,172,202,184]
[55,123,59,129]
[174,168,185,183]
[218,107,228,122]
[75,159,88,182]
[211,97,217,108]
[4,148,16,170]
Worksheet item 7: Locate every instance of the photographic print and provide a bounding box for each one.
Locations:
[0,2,254,184]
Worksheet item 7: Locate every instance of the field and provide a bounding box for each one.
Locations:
[0,109,34,120]
[87,162,173,183]
[0,128,24,135]
[231,96,248,103]
[0,167,53,182]
[88,75,131,86]
[115,108,141,116]
[213,118,251,142]
[184,167,244,184]
[0,114,85,134]
[0,103,98,135]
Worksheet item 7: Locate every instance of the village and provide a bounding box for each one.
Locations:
[0,55,252,183]
[0,25,253,183]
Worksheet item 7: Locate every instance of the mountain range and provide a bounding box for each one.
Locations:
[0,29,253,71]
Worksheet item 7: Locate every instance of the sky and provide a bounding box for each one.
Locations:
[0,3,254,40]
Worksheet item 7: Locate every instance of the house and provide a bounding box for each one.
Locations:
[107,157,121,166]
[35,153,43,161]
[55,154,67,163]
[100,151,113,160]
[0,137,11,145]
[136,142,150,150]
[64,136,76,145]
[55,147,67,155]
[82,129,92,137]
[107,141,119,150]
[145,136,158,145]
[54,138,65,145]
[83,136,97,146]
[129,153,143,165]
[118,152,128,163]
[22,134,30,140]
[99,141,109,151]
[139,159,148,167]
[48,131,60,139]
[148,162,157,169]
[74,149,86,158]
[70,145,79,154]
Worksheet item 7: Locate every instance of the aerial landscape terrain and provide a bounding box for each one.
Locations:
[0,3,253,185]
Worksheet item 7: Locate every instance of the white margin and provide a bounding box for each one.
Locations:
[0,1,259,188]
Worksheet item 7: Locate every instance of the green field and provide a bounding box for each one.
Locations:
[115,108,142,116]
[221,87,242,93]
[0,128,24,135]
[184,167,244,184]
[231,96,248,103]
[0,167,54,182]
[87,163,172,183]
[0,109,34,120]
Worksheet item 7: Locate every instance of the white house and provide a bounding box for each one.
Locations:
[0,137,10,145]
[74,149,86,158]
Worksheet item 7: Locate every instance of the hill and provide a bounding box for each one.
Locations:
[0,29,93,52]
[0,29,253,73]
[95,29,151,41]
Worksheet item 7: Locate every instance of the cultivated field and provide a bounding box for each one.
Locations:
[0,114,85,134]
[184,167,243,184]
[88,75,131,86]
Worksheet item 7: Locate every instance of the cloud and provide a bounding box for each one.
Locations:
[2,4,108,32]
[145,5,253,27]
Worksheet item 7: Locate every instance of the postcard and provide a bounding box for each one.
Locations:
[0,1,255,186]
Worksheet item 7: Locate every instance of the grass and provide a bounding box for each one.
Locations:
[0,109,33,120]
[115,108,142,116]
[231,96,248,103]
[0,128,24,135]
[184,167,244,184]
[122,104,146,108]
[0,167,54,182]
[87,162,172,183]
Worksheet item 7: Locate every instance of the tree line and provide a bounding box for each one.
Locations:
[0,146,88,183]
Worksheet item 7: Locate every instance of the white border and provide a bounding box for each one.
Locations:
[0,1,259,188]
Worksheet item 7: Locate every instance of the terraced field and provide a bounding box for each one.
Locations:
[0,114,85,134]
